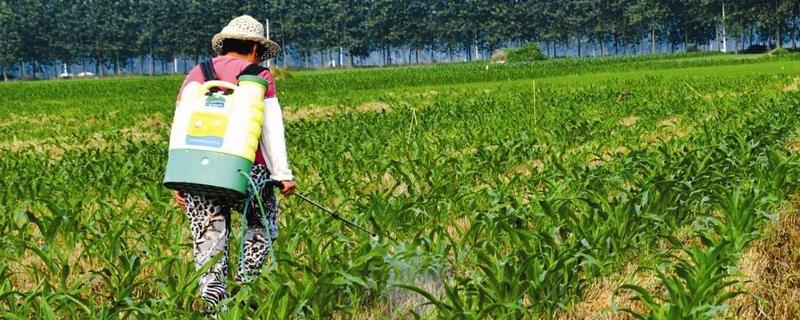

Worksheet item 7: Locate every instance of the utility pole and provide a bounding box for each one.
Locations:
[721,1,727,53]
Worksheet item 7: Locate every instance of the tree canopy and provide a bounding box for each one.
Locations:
[1,0,798,79]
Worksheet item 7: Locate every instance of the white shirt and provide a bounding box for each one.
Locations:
[259,97,294,181]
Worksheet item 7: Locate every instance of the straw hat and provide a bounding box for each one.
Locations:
[212,15,281,60]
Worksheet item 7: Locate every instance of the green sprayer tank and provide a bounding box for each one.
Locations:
[163,75,267,199]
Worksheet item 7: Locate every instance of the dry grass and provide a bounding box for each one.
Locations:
[0,113,61,128]
[491,50,508,63]
[445,216,472,242]
[783,77,800,93]
[356,102,392,113]
[558,263,656,320]
[271,67,290,81]
[1,114,168,156]
[361,171,410,197]
[4,102,394,155]
[703,90,740,99]
[642,125,694,144]
[730,196,800,319]
[587,146,630,168]
[283,105,338,122]
[618,116,640,127]
[445,146,477,158]
[284,102,392,122]
[790,132,800,154]
[334,274,444,319]
[508,159,545,176]
[657,116,682,127]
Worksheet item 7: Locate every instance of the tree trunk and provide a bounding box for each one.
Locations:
[430,41,436,63]
[149,51,154,76]
[577,37,582,57]
[1,64,6,81]
[651,27,657,54]
[600,37,606,57]
[281,36,287,68]
[683,33,688,52]
[740,34,745,52]
[776,26,782,48]
[20,62,25,80]
[415,48,420,64]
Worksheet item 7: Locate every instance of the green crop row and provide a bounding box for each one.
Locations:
[0,55,799,319]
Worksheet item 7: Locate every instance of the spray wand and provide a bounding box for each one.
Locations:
[269,181,378,239]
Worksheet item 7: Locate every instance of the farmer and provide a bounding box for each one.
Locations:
[172,15,296,309]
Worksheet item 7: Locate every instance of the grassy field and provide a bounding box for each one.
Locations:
[2,53,800,319]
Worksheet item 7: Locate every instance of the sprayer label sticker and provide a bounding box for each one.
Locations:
[205,94,226,108]
[186,112,228,148]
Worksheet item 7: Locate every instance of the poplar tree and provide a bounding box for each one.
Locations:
[0,1,20,80]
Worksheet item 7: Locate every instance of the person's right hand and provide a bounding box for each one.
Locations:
[173,190,187,210]
[279,180,296,196]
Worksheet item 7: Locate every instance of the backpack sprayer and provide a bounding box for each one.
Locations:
[164,64,377,240]
[163,73,267,199]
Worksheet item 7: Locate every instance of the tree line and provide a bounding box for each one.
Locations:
[1,0,799,80]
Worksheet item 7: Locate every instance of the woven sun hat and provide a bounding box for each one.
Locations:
[212,15,281,60]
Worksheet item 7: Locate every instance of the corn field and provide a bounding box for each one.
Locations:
[2,53,800,319]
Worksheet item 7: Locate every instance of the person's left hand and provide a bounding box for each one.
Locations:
[279,180,296,196]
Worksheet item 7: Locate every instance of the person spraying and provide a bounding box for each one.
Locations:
[165,15,296,310]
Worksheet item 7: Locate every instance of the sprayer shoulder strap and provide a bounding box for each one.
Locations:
[200,60,218,81]
[238,64,268,77]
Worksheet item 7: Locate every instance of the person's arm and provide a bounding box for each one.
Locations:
[261,97,293,180]
[259,71,296,195]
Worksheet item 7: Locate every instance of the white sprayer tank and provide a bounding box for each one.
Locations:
[163,75,267,199]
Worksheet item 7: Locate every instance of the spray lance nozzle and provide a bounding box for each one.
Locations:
[266,180,378,239]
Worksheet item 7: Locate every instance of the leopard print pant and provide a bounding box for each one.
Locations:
[183,164,279,307]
